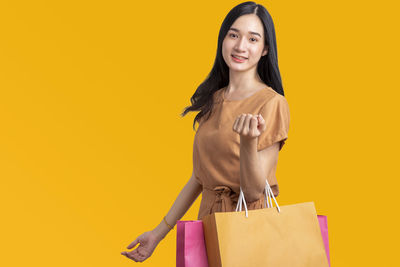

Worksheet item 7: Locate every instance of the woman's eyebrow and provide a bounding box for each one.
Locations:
[229,27,261,38]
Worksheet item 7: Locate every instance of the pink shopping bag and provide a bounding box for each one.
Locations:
[317,215,331,266]
[176,220,209,267]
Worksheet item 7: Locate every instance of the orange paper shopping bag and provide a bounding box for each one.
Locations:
[202,181,330,267]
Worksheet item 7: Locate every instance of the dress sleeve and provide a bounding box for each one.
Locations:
[257,94,290,151]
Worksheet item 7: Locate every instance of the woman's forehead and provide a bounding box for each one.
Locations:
[231,15,264,36]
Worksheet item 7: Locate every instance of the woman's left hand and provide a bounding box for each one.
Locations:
[232,113,266,140]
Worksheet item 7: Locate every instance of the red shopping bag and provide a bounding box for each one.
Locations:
[176,220,209,267]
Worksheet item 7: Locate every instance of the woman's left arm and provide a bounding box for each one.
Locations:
[235,95,289,202]
[239,136,280,203]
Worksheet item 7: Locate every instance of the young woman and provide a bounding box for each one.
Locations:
[121,1,290,263]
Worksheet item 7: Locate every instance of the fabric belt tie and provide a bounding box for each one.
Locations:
[209,185,239,214]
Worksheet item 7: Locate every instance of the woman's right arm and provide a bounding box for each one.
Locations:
[153,172,203,240]
[121,172,203,262]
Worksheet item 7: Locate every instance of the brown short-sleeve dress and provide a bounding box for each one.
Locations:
[193,86,290,220]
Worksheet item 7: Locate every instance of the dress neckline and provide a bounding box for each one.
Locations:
[221,86,270,102]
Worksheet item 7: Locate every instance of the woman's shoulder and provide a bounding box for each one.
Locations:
[260,85,282,97]
[212,88,224,103]
[242,85,281,108]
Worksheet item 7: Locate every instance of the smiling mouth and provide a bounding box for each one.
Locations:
[231,55,247,62]
[232,55,248,60]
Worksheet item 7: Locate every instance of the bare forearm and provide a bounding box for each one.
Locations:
[239,137,266,202]
[152,175,202,241]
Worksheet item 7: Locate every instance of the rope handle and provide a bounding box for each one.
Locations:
[235,179,281,217]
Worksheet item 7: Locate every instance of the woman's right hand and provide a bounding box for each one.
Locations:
[121,230,161,263]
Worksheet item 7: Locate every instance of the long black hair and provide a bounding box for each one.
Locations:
[181,1,284,130]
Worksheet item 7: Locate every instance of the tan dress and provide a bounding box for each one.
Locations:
[193,86,290,220]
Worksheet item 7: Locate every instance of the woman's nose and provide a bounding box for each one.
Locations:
[234,37,247,51]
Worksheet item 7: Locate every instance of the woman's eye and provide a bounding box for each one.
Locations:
[229,33,257,42]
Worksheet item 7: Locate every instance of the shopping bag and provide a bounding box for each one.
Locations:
[317,215,331,266]
[176,220,209,267]
[202,181,330,267]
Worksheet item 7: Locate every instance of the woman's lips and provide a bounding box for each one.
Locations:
[231,55,247,63]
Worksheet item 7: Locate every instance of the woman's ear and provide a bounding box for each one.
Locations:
[262,46,268,57]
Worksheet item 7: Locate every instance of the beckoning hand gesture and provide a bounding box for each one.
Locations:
[233,113,266,140]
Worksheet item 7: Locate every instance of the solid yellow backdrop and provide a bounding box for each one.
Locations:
[1,0,399,266]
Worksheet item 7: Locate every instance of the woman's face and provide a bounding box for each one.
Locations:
[222,14,268,72]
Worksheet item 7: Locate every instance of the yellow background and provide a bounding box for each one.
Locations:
[1,0,399,266]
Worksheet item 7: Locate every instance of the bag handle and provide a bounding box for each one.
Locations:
[235,179,281,217]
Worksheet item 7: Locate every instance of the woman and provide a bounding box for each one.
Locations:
[121,1,290,263]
